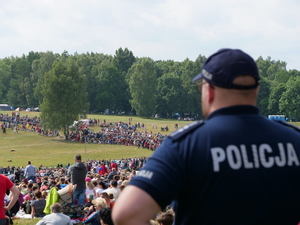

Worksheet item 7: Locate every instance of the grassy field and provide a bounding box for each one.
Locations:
[0,111,190,168]
[12,218,40,225]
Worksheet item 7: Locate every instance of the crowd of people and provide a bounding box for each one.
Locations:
[2,156,174,225]
[0,113,169,151]
[69,121,166,151]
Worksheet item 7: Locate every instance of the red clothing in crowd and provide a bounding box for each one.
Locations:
[99,165,108,175]
[0,174,14,219]
[110,162,118,172]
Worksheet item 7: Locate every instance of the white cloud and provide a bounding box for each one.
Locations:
[0,0,300,70]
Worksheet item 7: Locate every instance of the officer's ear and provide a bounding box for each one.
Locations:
[208,84,215,103]
[255,85,260,95]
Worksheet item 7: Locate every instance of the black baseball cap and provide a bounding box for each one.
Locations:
[192,48,260,89]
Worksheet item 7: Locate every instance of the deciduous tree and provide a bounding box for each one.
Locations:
[128,58,157,117]
[40,58,89,137]
[279,76,300,120]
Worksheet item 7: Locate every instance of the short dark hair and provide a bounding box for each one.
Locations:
[28,161,31,164]
[100,192,109,198]
[108,193,114,199]
[119,185,126,192]
[99,181,107,189]
[34,190,42,199]
[110,180,117,187]
[74,154,82,161]
[112,175,119,181]
[100,208,113,225]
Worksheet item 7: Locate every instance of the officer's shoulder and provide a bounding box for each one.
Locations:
[169,121,205,141]
[273,120,300,132]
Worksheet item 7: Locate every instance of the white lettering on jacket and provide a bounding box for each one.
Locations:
[136,170,153,179]
[211,143,299,172]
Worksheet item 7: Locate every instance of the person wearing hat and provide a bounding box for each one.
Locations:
[21,194,32,214]
[112,49,300,225]
[117,180,122,188]
[85,177,96,201]
[84,193,95,208]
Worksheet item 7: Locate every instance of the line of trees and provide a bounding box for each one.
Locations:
[0,48,300,122]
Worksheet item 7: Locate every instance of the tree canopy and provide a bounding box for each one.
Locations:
[40,57,89,135]
[128,58,157,117]
[0,48,300,123]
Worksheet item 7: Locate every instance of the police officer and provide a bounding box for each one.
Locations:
[112,49,300,225]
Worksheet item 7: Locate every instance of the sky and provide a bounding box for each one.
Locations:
[1,0,300,71]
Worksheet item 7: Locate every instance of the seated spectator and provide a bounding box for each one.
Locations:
[117,180,122,188]
[17,185,25,206]
[26,182,34,195]
[99,193,110,208]
[21,194,32,214]
[121,180,129,186]
[40,181,49,192]
[99,208,114,225]
[36,177,42,188]
[96,182,107,198]
[108,193,115,209]
[83,198,107,225]
[20,183,28,195]
[102,180,120,200]
[57,177,67,188]
[36,203,72,225]
[30,190,46,219]
[107,168,117,180]
[85,177,96,200]
[42,190,48,199]
[85,194,94,208]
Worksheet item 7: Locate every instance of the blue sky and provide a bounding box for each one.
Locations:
[1,0,300,70]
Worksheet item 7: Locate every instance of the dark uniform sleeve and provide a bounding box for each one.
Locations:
[130,122,204,208]
[129,138,185,209]
[129,122,204,209]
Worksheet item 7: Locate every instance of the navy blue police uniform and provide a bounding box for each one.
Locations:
[130,105,300,224]
[129,49,300,225]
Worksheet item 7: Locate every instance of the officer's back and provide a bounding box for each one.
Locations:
[112,49,300,225]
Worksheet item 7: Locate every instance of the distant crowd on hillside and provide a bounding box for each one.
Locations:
[0,112,41,126]
[69,121,166,151]
[0,112,169,151]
